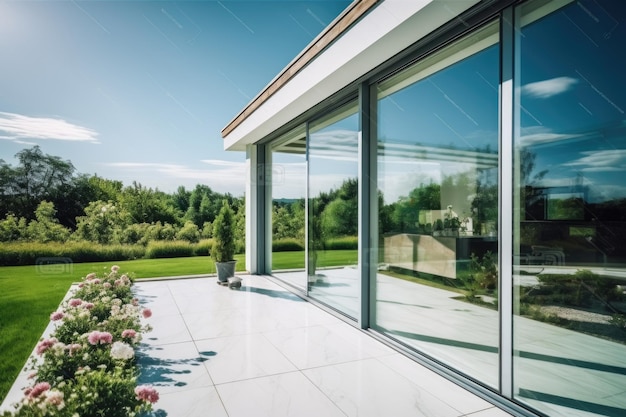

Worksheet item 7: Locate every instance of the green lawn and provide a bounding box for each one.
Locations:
[0,255,239,404]
[0,250,357,404]
[271,250,357,270]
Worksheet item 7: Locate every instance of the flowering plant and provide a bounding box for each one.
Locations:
[2,266,158,417]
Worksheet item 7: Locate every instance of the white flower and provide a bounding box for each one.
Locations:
[45,390,65,409]
[110,341,134,360]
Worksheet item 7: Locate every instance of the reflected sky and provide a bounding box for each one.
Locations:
[519,0,626,204]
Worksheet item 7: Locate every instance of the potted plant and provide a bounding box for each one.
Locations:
[211,199,238,285]
[307,215,324,284]
[433,219,443,236]
[448,216,461,237]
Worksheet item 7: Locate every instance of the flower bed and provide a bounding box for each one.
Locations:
[2,266,158,417]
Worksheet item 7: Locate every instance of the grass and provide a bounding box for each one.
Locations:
[0,250,358,404]
[271,250,357,270]
[0,254,246,404]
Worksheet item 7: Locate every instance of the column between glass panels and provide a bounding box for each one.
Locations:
[499,6,515,399]
[358,82,377,329]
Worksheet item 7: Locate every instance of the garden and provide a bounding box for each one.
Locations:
[1,266,158,417]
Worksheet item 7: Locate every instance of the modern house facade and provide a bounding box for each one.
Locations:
[221,1,626,416]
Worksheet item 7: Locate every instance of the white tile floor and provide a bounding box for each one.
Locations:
[133,275,512,417]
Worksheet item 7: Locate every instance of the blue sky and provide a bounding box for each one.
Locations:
[0,0,350,196]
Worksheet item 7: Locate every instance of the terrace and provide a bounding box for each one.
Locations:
[2,274,513,417]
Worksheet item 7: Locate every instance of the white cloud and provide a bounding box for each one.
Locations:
[104,161,246,195]
[0,111,99,143]
[200,159,244,168]
[521,77,578,99]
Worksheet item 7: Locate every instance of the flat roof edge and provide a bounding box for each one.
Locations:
[220,0,380,139]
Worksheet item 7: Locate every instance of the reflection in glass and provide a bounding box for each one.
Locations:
[513,1,626,416]
[374,22,500,388]
[270,126,307,289]
[307,103,359,318]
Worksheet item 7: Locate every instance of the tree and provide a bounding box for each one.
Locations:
[73,201,128,244]
[185,184,217,227]
[0,213,27,242]
[172,186,191,213]
[321,198,357,237]
[211,200,236,262]
[0,146,75,221]
[25,201,70,242]
[392,182,441,232]
[53,174,124,229]
[118,182,179,225]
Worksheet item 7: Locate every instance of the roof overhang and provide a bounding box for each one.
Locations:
[221,0,482,152]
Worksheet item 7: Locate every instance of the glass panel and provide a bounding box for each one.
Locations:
[270,126,307,290]
[308,102,359,318]
[374,22,500,388]
[513,1,626,416]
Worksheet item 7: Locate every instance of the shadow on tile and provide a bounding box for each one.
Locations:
[137,345,216,389]
[239,286,304,301]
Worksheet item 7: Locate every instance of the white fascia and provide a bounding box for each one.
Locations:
[223,0,481,152]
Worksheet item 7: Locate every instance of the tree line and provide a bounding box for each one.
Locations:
[0,146,244,246]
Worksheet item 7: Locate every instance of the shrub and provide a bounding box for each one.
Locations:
[175,221,200,243]
[193,239,213,256]
[273,238,304,252]
[145,241,194,259]
[211,200,235,262]
[0,242,145,266]
[325,236,358,250]
[116,223,151,245]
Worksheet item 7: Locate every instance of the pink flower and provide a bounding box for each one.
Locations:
[87,331,113,345]
[66,343,82,356]
[27,382,50,399]
[68,298,83,307]
[135,385,159,403]
[111,265,120,273]
[103,282,112,289]
[83,302,94,310]
[92,278,101,284]
[121,329,137,339]
[50,311,64,321]
[85,273,96,280]
[45,390,64,409]
[142,308,152,319]
[36,338,58,355]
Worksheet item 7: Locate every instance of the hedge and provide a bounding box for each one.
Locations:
[0,242,145,266]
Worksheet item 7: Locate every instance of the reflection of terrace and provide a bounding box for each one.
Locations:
[274,268,626,417]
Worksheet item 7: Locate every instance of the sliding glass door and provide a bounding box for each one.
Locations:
[513,1,626,416]
[374,22,501,388]
[307,102,360,318]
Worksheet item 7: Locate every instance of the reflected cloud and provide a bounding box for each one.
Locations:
[309,129,359,163]
[0,111,99,143]
[519,126,588,147]
[563,149,626,172]
[521,76,578,99]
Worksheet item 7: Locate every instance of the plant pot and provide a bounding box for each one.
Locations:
[215,260,237,282]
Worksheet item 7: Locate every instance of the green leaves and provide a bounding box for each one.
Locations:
[211,200,236,262]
